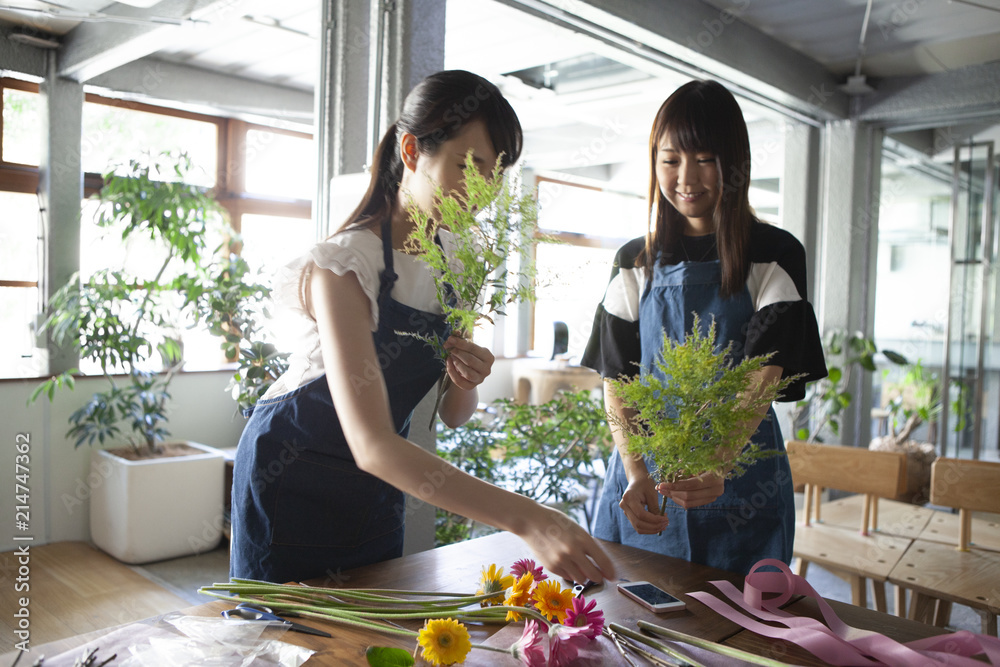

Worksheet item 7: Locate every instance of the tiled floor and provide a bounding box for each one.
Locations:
[132,539,985,634]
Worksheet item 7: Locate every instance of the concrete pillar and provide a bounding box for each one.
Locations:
[314,0,447,555]
[817,120,884,449]
[315,0,373,239]
[781,122,821,303]
[38,53,83,375]
[384,0,447,558]
[381,0,448,126]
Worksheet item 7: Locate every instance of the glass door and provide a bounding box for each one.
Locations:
[940,142,997,460]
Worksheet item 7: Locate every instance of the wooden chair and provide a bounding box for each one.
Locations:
[888,458,1000,635]
[786,441,911,613]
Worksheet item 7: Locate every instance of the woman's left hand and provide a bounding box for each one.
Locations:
[657,471,726,509]
[443,336,494,390]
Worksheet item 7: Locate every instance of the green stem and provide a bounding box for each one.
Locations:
[636,620,794,667]
[657,495,668,536]
[608,624,705,667]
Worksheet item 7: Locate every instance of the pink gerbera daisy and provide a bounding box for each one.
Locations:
[511,558,547,582]
[509,619,546,667]
[547,623,590,667]
[563,595,605,640]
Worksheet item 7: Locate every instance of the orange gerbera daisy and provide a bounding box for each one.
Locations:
[417,618,472,666]
[503,572,535,621]
[531,579,574,623]
[477,563,515,607]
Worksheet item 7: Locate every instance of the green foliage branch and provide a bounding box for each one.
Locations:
[186,253,289,413]
[435,389,612,546]
[791,329,907,442]
[607,315,798,492]
[402,152,541,425]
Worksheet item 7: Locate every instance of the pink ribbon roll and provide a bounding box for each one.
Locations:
[685,558,1000,666]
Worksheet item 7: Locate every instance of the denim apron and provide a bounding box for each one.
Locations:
[230,219,450,583]
[593,256,794,575]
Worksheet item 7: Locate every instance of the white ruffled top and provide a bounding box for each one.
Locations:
[261,227,457,400]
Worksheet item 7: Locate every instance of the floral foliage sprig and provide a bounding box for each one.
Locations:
[199,557,603,666]
[607,314,799,486]
[402,152,542,426]
[404,151,539,340]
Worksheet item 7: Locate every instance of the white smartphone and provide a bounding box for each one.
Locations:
[617,581,686,613]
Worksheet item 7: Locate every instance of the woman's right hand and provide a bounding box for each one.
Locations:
[619,476,672,535]
[517,505,616,585]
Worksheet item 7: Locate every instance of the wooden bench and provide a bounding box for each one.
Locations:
[786,441,911,613]
[888,458,1000,635]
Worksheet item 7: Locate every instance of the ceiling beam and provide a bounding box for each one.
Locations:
[58,0,240,82]
[495,0,849,122]
[0,22,49,78]
[856,61,1000,131]
[87,57,314,124]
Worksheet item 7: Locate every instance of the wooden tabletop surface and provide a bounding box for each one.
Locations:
[5,531,950,666]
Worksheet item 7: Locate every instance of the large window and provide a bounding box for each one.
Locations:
[1,79,43,377]
[0,78,315,378]
[532,179,646,360]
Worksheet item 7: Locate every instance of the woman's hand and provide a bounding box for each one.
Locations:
[619,476,672,534]
[517,505,616,584]
[443,335,494,390]
[657,471,726,509]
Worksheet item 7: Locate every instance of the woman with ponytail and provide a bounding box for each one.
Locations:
[231,70,614,585]
[582,80,827,574]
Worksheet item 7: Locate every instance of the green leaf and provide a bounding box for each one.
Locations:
[365,646,414,667]
[882,349,908,365]
[796,428,810,440]
[858,355,877,372]
[827,367,842,384]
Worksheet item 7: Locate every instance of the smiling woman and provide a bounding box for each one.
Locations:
[582,79,828,575]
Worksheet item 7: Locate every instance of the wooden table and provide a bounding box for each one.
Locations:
[5,532,951,666]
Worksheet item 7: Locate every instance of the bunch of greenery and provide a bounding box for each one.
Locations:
[606,315,797,501]
[791,329,907,442]
[403,152,540,425]
[436,390,613,546]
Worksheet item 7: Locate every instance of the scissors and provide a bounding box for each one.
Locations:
[221,602,332,637]
[572,580,599,598]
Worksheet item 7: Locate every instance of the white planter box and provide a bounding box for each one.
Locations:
[89,442,226,565]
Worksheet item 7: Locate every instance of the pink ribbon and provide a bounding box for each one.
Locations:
[685,558,1000,666]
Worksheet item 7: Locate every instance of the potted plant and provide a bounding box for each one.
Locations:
[869,359,969,504]
[790,329,908,443]
[31,151,251,564]
[435,389,613,546]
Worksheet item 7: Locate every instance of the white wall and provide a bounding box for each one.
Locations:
[0,371,246,553]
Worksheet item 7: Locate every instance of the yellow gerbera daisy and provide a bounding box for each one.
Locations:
[532,579,574,623]
[417,618,472,666]
[476,563,515,607]
[503,572,535,621]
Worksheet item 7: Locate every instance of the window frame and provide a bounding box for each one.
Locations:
[0,77,314,379]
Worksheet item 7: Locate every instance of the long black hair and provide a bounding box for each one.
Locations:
[337,69,523,233]
[639,79,756,298]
